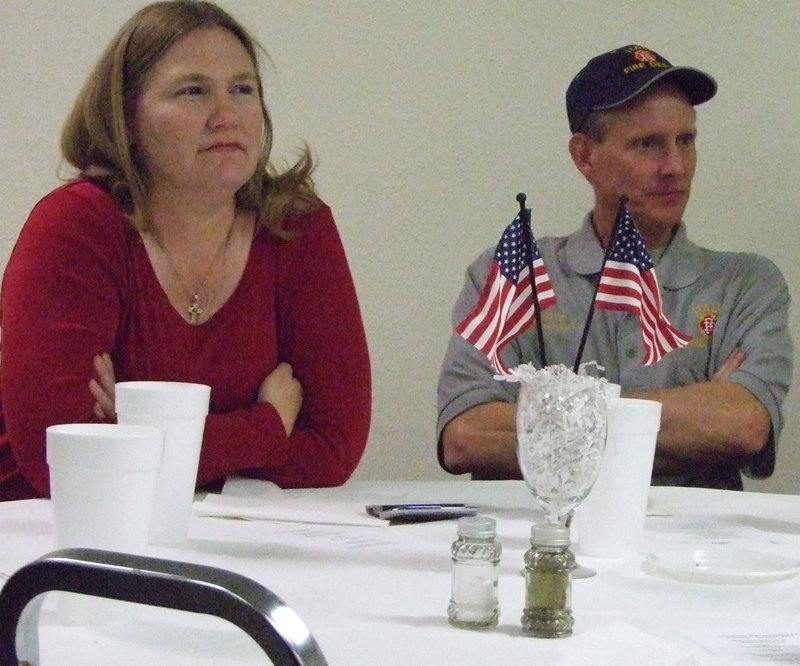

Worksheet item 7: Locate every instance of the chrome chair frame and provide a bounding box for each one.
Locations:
[0,548,327,666]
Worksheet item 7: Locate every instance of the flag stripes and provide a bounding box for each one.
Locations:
[457,214,555,374]
[595,208,692,364]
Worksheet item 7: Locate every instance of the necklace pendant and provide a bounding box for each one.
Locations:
[187,293,203,325]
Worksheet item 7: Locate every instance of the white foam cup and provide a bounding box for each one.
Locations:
[46,422,164,623]
[603,382,621,401]
[575,398,662,559]
[115,381,210,544]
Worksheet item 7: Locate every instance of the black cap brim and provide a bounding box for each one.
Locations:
[594,66,717,113]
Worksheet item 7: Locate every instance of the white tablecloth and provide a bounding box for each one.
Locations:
[2,480,799,665]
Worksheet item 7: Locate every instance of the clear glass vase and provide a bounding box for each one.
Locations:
[514,366,608,526]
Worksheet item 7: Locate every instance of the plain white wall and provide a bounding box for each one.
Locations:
[1,1,798,493]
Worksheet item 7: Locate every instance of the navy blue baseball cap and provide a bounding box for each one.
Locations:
[566,44,717,133]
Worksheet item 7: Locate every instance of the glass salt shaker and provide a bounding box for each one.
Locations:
[447,515,501,629]
[521,523,574,638]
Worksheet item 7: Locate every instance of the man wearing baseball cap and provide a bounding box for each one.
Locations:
[437,45,792,489]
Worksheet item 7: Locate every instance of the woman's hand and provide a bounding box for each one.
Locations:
[258,362,303,436]
[88,352,117,420]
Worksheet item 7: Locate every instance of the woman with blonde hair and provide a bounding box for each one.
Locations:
[0,1,371,500]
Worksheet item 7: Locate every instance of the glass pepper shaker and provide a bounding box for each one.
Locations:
[521,523,574,638]
[447,515,501,629]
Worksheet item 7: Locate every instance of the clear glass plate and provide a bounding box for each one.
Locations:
[643,546,800,585]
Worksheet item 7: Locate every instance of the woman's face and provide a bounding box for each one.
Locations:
[132,26,264,199]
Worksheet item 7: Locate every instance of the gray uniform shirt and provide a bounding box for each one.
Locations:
[437,215,792,488]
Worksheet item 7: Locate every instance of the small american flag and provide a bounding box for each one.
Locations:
[457,214,556,374]
[595,207,691,364]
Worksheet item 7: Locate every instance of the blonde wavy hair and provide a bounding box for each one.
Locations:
[61,0,318,236]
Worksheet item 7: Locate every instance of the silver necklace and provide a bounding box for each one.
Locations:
[156,223,234,325]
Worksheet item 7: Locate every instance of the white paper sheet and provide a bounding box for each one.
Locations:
[678,620,800,664]
[192,492,384,527]
[541,621,724,666]
[192,477,385,527]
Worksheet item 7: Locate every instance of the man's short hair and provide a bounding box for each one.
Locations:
[578,82,698,142]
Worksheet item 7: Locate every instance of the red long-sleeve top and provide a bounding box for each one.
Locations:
[0,179,371,500]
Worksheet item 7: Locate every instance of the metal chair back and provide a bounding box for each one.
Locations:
[0,548,328,666]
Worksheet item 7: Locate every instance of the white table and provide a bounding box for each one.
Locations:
[2,481,800,665]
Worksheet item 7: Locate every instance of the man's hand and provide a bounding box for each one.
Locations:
[712,346,745,382]
[440,401,520,479]
[258,362,303,436]
[639,344,770,472]
[88,352,116,420]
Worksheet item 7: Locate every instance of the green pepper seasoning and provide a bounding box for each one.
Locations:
[521,524,574,638]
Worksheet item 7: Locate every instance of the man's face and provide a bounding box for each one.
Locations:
[584,86,698,246]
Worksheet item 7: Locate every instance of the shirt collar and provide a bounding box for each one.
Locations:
[565,213,703,289]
